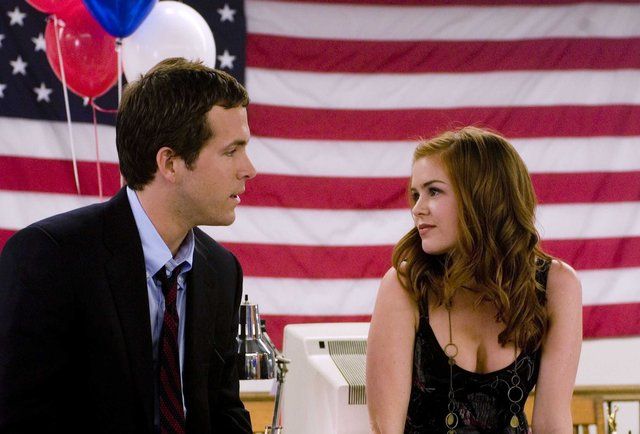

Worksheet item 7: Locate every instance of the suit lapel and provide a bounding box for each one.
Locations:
[103,189,155,432]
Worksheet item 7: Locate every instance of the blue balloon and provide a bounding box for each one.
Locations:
[82,0,157,38]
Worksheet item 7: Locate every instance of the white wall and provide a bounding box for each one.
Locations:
[577,336,640,385]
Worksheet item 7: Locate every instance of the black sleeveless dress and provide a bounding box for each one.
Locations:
[404,260,550,434]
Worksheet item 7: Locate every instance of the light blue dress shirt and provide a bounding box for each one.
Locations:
[126,187,194,421]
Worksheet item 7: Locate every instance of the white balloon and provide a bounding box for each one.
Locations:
[122,1,216,81]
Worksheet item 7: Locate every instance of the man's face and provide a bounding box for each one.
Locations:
[175,105,256,227]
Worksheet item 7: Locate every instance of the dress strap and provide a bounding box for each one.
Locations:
[418,290,430,320]
[534,258,552,305]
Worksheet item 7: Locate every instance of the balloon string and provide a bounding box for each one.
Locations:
[53,16,81,195]
[90,99,104,200]
[90,100,118,114]
[116,38,123,105]
[88,101,122,187]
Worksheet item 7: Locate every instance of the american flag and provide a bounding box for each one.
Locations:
[1,0,639,348]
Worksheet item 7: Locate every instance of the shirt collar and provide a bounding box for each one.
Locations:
[126,186,194,280]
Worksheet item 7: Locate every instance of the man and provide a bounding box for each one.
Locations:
[0,58,256,433]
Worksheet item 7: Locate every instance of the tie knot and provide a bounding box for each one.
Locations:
[155,263,185,297]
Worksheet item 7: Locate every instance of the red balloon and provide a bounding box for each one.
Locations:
[26,0,80,14]
[45,3,118,98]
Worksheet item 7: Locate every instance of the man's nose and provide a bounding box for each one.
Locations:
[240,154,257,180]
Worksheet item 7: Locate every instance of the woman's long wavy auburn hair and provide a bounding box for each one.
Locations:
[392,127,551,352]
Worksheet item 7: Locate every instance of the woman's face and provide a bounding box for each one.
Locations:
[410,156,459,255]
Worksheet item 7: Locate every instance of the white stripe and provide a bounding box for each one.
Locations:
[247,68,640,109]
[1,120,636,177]
[244,267,639,315]
[514,137,640,174]
[209,202,640,245]
[206,207,412,246]
[251,137,413,178]
[0,191,99,230]
[535,202,640,241]
[243,277,379,315]
[247,1,640,40]
[2,118,638,176]
[1,191,639,244]
[251,136,640,177]
[580,267,640,306]
[0,117,118,162]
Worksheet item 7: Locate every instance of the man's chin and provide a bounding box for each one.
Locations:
[214,213,236,227]
[197,212,236,227]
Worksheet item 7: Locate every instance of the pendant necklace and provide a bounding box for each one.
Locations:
[444,308,459,434]
[444,308,524,433]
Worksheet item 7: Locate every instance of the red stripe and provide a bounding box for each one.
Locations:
[260,302,640,349]
[249,104,640,141]
[248,35,640,73]
[4,156,637,207]
[243,172,639,208]
[224,237,640,278]
[542,237,640,271]
[261,314,371,349]
[0,156,121,197]
[531,172,640,205]
[1,230,637,275]
[224,243,394,278]
[245,175,406,209]
[0,229,13,251]
[583,303,640,338]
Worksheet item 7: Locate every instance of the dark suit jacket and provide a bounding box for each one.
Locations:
[0,188,252,434]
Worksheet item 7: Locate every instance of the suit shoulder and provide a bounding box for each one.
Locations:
[10,201,107,248]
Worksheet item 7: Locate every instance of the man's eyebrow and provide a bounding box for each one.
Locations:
[223,140,248,150]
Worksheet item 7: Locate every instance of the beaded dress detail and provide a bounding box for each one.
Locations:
[404,260,551,434]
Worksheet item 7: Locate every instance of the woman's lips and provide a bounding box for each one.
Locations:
[417,223,435,235]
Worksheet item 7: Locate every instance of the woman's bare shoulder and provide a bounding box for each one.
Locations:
[545,259,582,314]
[375,266,419,328]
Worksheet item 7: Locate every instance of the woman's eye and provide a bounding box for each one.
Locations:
[411,192,420,202]
[428,188,441,197]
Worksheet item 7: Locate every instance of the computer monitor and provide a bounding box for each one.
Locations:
[281,323,370,434]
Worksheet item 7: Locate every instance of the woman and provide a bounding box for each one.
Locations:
[366,127,582,433]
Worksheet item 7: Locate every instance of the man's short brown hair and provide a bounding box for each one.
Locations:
[116,57,249,190]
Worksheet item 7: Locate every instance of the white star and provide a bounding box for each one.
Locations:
[33,82,52,102]
[83,97,90,106]
[0,34,5,48]
[217,4,236,22]
[10,56,28,75]
[7,6,27,26]
[0,83,7,98]
[217,49,236,70]
[32,33,46,52]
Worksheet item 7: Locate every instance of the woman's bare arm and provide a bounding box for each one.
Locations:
[532,260,582,433]
[367,267,419,434]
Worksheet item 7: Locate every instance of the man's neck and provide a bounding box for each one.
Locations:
[135,186,190,257]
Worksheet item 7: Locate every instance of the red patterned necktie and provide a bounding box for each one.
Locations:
[156,265,186,434]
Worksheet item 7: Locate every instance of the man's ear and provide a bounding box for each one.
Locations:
[155,147,180,183]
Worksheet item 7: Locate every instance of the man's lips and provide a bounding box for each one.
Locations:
[230,190,244,203]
